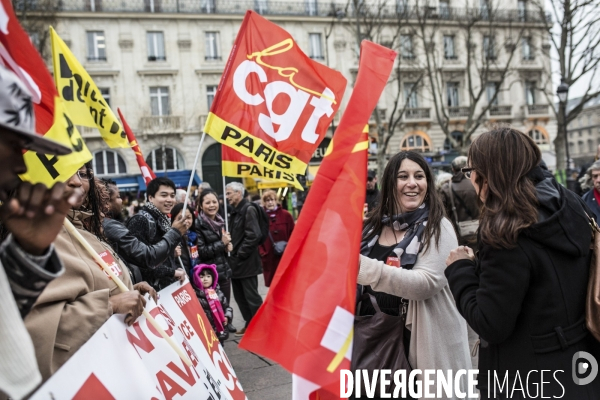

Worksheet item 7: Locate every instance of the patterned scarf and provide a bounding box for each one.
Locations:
[360,204,429,269]
[200,211,225,235]
[144,202,172,233]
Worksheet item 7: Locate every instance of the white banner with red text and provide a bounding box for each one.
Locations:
[30,281,247,400]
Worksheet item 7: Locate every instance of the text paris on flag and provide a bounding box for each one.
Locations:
[204,10,347,183]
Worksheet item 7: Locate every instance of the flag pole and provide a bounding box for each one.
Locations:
[63,219,192,367]
[222,174,229,233]
[182,131,206,217]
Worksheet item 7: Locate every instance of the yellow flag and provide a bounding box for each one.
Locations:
[50,27,128,148]
[20,96,93,185]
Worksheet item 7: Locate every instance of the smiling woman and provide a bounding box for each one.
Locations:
[355,151,472,399]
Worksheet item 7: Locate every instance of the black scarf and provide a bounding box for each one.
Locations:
[361,204,429,269]
[144,203,172,234]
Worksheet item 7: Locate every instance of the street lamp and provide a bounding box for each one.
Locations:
[557,79,574,190]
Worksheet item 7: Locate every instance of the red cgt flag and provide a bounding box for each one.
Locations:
[118,108,156,186]
[204,10,346,178]
[239,41,396,399]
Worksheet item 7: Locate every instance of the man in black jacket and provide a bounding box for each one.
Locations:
[127,177,189,290]
[225,182,263,336]
[365,170,380,214]
[101,179,187,285]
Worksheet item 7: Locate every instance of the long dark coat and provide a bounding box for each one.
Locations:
[259,206,294,286]
[228,199,262,279]
[446,169,600,399]
[194,216,232,288]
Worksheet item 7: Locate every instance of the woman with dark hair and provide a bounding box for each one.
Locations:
[23,163,152,382]
[259,190,294,287]
[358,151,471,397]
[445,127,600,399]
[195,190,235,332]
[170,203,198,275]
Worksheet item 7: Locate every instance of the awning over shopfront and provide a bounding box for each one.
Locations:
[112,169,202,191]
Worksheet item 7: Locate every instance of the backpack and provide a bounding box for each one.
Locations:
[246,202,270,245]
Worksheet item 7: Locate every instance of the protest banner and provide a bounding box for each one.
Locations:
[31,281,247,400]
[50,27,129,149]
[0,0,92,186]
[222,145,303,190]
[204,10,347,177]
[240,41,397,399]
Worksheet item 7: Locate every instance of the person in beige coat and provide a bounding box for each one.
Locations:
[358,151,472,400]
[24,164,152,382]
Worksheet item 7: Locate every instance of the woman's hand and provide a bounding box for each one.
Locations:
[222,230,231,245]
[446,246,476,266]
[108,290,146,326]
[133,281,158,303]
[226,242,233,252]
[174,268,186,283]
[174,245,182,258]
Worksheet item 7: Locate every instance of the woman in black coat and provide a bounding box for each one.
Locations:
[194,190,234,331]
[445,127,600,399]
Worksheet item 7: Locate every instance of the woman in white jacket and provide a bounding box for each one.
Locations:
[357,151,472,400]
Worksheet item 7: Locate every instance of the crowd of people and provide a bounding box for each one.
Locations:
[0,64,297,398]
[2,58,600,399]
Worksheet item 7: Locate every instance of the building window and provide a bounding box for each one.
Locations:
[309,33,324,60]
[146,147,185,172]
[400,35,414,60]
[150,87,170,116]
[100,88,110,107]
[207,85,217,110]
[528,129,548,145]
[518,0,527,21]
[86,31,106,61]
[522,37,534,60]
[86,0,102,11]
[444,131,464,150]
[201,0,215,13]
[444,35,456,59]
[589,139,595,152]
[306,0,318,16]
[144,0,162,12]
[93,150,127,176]
[254,0,268,14]
[446,82,459,107]
[404,82,418,108]
[480,0,490,19]
[401,133,431,152]
[525,81,536,105]
[486,82,499,105]
[439,0,450,18]
[147,31,166,61]
[397,0,408,13]
[483,35,495,60]
[205,32,221,61]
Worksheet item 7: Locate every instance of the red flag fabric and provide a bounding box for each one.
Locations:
[204,10,346,177]
[0,0,92,185]
[239,41,396,398]
[118,108,156,186]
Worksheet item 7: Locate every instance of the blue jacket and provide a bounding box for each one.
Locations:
[582,189,600,223]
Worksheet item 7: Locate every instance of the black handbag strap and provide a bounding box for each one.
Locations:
[359,293,408,316]
[451,184,474,220]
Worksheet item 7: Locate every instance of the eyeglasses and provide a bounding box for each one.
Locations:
[77,169,94,180]
[461,167,474,179]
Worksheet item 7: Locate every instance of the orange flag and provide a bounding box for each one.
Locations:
[118,108,156,185]
[204,10,347,177]
[239,41,396,399]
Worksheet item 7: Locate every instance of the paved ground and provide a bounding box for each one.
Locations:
[224,274,293,400]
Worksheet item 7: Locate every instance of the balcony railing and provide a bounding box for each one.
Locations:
[140,116,184,133]
[404,107,430,120]
[489,105,512,117]
[448,106,470,118]
[13,0,552,22]
[527,104,549,115]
